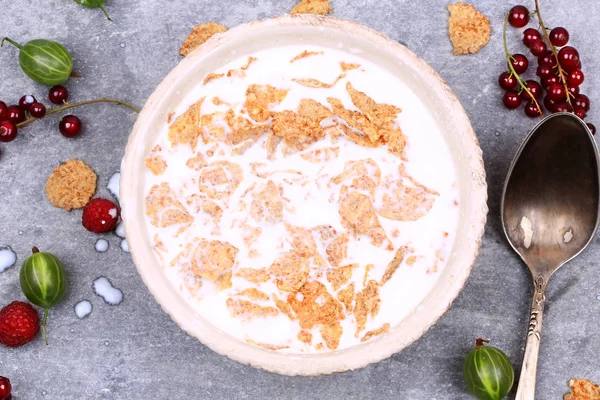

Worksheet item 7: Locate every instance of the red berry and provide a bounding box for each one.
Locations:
[29,102,46,119]
[59,115,82,138]
[498,72,517,91]
[574,108,587,120]
[503,91,522,109]
[6,106,25,124]
[544,96,557,113]
[546,83,566,102]
[536,65,552,78]
[18,95,36,112]
[523,28,542,47]
[0,102,8,122]
[48,85,68,105]
[521,80,543,101]
[0,376,11,399]
[0,301,40,348]
[508,5,529,28]
[558,46,580,71]
[0,122,18,143]
[549,27,569,47]
[509,54,529,74]
[529,40,547,57]
[568,85,580,97]
[82,198,121,233]
[567,69,584,87]
[574,95,590,112]
[541,74,559,88]
[554,102,573,113]
[587,123,596,135]
[524,102,542,118]
[538,51,555,67]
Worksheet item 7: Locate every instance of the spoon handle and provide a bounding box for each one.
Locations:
[515,275,548,400]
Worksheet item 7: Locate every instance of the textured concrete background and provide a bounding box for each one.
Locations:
[1,0,599,399]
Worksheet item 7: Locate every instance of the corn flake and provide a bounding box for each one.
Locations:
[180,22,227,56]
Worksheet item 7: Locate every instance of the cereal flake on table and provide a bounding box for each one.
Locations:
[45,159,97,211]
[564,378,600,400]
[447,2,491,55]
[291,0,333,15]
[179,22,227,56]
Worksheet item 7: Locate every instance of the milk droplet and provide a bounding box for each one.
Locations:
[597,295,600,300]
[0,246,17,273]
[120,43,126,48]
[120,239,129,253]
[93,277,123,305]
[18,231,23,236]
[108,208,118,219]
[95,239,109,253]
[74,300,93,319]
[70,328,75,333]
[104,341,110,346]
[107,172,121,204]
[115,222,126,238]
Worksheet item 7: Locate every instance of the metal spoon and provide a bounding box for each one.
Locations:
[501,113,600,400]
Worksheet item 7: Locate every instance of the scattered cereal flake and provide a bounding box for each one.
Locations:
[326,264,356,291]
[145,182,193,230]
[361,323,390,342]
[337,283,354,312]
[286,225,318,258]
[297,99,333,122]
[265,134,283,159]
[202,199,223,225]
[340,62,361,72]
[346,82,401,127]
[168,97,204,149]
[270,251,309,292]
[291,0,332,15]
[300,147,340,164]
[199,161,243,199]
[447,2,491,55]
[238,288,270,301]
[245,84,289,122]
[339,191,389,248]
[297,330,313,344]
[225,110,271,145]
[316,225,337,242]
[380,247,406,285]
[179,22,228,56]
[171,238,239,282]
[315,343,325,351]
[564,378,600,400]
[245,339,289,351]
[354,280,381,336]
[292,74,344,89]
[236,267,270,284]
[240,56,258,70]
[226,298,279,320]
[145,155,167,176]
[212,97,227,106]
[288,281,344,331]
[326,234,349,267]
[251,180,283,224]
[272,110,325,151]
[290,50,324,63]
[376,175,436,221]
[362,264,373,286]
[328,98,385,146]
[273,294,296,319]
[331,158,381,198]
[406,255,418,266]
[45,159,97,211]
[215,270,233,291]
[203,73,225,85]
[186,153,207,171]
[321,322,343,350]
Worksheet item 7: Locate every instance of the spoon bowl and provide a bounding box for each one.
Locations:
[501,112,600,399]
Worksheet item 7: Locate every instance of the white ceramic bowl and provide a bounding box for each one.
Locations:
[121,15,487,376]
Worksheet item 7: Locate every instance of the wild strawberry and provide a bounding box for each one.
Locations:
[0,301,40,347]
[82,198,120,233]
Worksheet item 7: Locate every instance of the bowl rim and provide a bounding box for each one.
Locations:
[121,14,488,376]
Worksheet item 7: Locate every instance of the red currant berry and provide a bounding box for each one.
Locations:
[567,69,584,87]
[544,96,557,113]
[49,85,69,105]
[0,376,11,399]
[0,121,18,143]
[0,102,8,122]
[536,65,552,78]
[574,108,587,120]
[503,91,522,109]
[587,123,596,135]
[6,105,25,124]
[498,72,517,91]
[509,54,529,74]
[568,85,580,97]
[538,51,555,67]
[546,83,566,102]
[508,5,529,28]
[549,27,569,47]
[558,46,580,71]
[29,102,47,118]
[541,74,559,88]
[59,115,82,137]
[530,41,547,57]
[18,95,36,112]
[523,28,542,47]
[520,80,543,101]
[574,95,590,112]
[554,102,573,113]
[524,102,542,118]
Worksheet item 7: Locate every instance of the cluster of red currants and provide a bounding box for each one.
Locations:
[0,85,83,151]
[500,5,595,135]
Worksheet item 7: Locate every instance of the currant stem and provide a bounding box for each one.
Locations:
[16,98,139,128]
[503,13,543,116]
[42,308,49,345]
[1,37,23,50]
[534,0,573,105]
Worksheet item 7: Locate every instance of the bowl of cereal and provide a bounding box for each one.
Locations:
[121,14,487,375]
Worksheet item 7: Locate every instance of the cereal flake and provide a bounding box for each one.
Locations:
[45,159,97,211]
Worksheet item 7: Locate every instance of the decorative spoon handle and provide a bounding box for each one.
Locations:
[515,275,549,400]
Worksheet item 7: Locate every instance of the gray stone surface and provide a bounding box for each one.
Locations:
[1,0,599,399]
